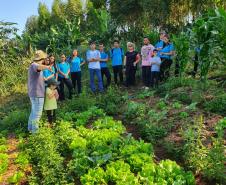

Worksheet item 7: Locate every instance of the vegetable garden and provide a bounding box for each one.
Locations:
[0,0,226,185]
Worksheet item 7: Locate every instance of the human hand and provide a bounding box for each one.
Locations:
[48,66,52,71]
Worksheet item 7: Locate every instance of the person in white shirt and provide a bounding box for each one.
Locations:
[141,37,154,89]
[86,41,104,92]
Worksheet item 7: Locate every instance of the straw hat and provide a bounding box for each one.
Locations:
[33,50,47,61]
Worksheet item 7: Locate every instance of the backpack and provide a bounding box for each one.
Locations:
[111,48,123,56]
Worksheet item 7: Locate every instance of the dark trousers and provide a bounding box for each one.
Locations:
[71,71,82,94]
[112,65,123,84]
[142,66,151,87]
[125,66,136,87]
[101,67,111,88]
[160,58,172,81]
[46,110,56,124]
[58,77,73,100]
[150,71,160,88]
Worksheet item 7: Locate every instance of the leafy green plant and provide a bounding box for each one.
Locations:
[203,118,226,183]
[204,94,226,115]
[138,160,195,185]
[172,102,182,109]
[92,117,126,134]
[156,100,168,110]
[15,152,29,169]
[183,117,226,183]
[147,109,167,123]
[120,139,153,158]
[96,86,126,115]
[7,171,25,184]
[191,8,226,81]
[80,167,107,185]
[136,90,154,99]
[141,122,167,143]
[172,32,190,77]
[179,111,189,119]
[185,102,197,111]
[127,153,153,172]
[106,160,140,184]
[1,110,29,132]
[0,145,7,153]
[0,153,8,174]
[27,127,67,184]
[125,101,146,119]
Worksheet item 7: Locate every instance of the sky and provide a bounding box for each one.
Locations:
[0,0,54,35]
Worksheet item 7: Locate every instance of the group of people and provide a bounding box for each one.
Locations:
[27,31,175,133]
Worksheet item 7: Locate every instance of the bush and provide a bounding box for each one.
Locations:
[183,117,226,183]
[156,77,195,97]
[27,127,68,184]
[124,101,146,120]
[204,94,226,115]
[0,110,29,132]
[96,86,126,115]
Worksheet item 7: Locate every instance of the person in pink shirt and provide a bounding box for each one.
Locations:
[141,37,154,89]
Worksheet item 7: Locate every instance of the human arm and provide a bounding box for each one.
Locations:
[86,51,96,62]
[54,90,59,100]
[46,89,56,99]
[37,64,52,71]
[151,58,161,66]
[44,74,55,81]
[80,58,86,66]
[160,51,174,56]
[123,56,127,66]
[134,54,141,66]
[100,53,109,62]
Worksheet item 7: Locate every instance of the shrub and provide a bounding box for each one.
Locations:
[96,86,126,115]
[204,94,226,115]
[125,101,146,120]
[0,110,29,132]
[27,127,67,184]
[183,117,226,183]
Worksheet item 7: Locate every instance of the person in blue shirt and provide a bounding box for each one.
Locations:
[150,49,161,88]
[110,40,124,85]
[159,34,175,81]
[155,31,166,53]
[57,54,73,100]
[70,49,85,94]
[99,43,111,88]
[43,58,55,83]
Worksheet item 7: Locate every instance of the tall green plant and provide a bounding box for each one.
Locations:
[191,8,226,81]
[172,32,190,77]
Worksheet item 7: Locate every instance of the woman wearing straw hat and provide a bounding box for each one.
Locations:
[27,50,52,133]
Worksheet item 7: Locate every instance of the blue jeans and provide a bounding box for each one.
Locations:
[28,97,44,133]
[89,68,104,92]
